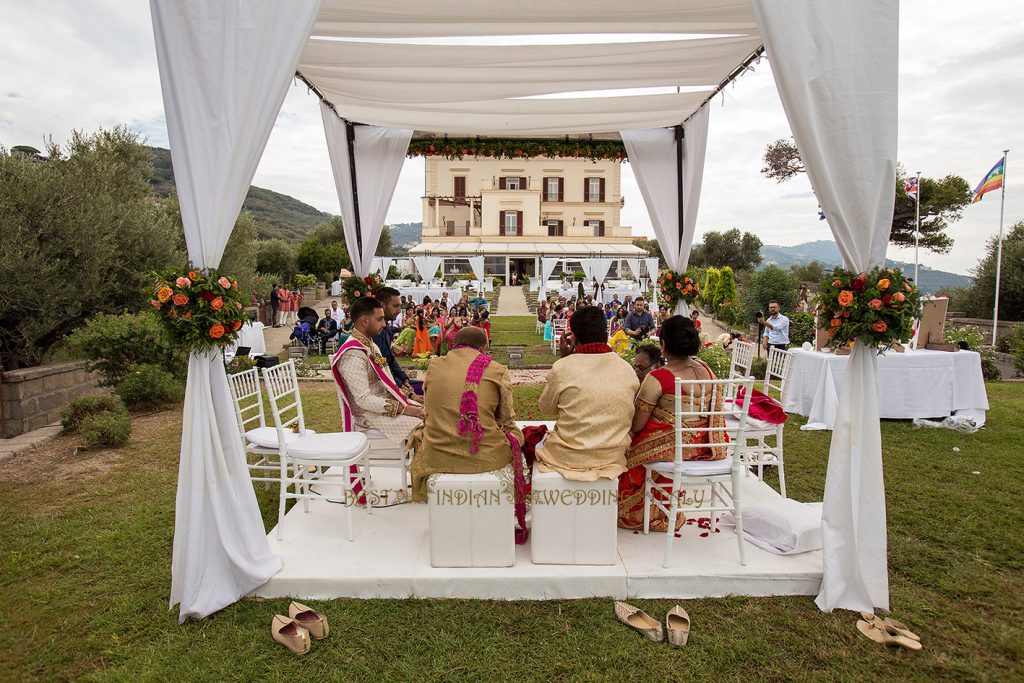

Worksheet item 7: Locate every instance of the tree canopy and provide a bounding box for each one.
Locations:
[689,228,763,272]
[957,219,1024,322]
[761,138,971,253]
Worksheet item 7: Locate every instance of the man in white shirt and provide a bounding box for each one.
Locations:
[758,300,790,352]
[329,300,345,325]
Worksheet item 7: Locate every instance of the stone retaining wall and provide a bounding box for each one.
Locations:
[1,361,104,437]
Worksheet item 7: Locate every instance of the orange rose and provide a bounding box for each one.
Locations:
[182,312,192,320]
[837,290,854,307]
[211,297,224,310]
[872,321,887,333]
[665,273,673,280]
[150,300,161,309]
[157,286,173,303]
[172,293,189,306]
[877,278,890,290]
[231,319,242,331]
[189,270,200,280]
[209,323,225,339]
[218,276,231,288]
[830,318,842,328]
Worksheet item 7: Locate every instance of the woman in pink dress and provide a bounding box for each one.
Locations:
[278,286,291,326]
[290,288,302,324]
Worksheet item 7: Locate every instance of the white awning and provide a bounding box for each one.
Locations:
[408,241,649,257]
[300,0,762,134]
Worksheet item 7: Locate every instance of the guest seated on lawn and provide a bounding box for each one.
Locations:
[316,307,338,354]
[408,327,524,501]
[469,291,488,311]
[536,306,639,481]
[331,297,423,450]
[617,316,726,532]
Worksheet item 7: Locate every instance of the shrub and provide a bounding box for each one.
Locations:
[789,312,816,347]
[1012,324,1024,377]
[67,312,184,386]
[697,345,730,379]
[115,363,185,410]
[980,352,1001,381]
[79,410,132,448]
[225,355,257,375]
[294,274,317,288]
[715,267,738,313]
[945,324,985,351]
[716,299,747,328]
[995,334,1013,354]
[751,356,768,381]
[703,268,721,309]
[293,359,321,378]
[742,265,798,324]
[60,394,127,432]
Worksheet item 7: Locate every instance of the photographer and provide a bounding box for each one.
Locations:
[623,297,655,342]
[758,300,790,352]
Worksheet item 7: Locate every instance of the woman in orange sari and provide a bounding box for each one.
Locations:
[617,315,727,532]
[412,309,433,355]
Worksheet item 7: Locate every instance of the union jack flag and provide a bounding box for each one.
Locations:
[903,177,919,200]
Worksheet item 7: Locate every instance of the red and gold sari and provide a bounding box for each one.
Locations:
[617,362,727,532]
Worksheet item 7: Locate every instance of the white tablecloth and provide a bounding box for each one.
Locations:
[330,281,342,296]
[784,348,990,430]
[556,286,640,303]
[227,321,266,358]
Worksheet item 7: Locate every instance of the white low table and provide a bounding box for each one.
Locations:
[784,348,989,430]
[226,321,266,358]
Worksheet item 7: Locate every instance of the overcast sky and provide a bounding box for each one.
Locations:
[2,1,1021,274]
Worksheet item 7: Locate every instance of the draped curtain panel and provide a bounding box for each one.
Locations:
[468,256,486,288]
[321,104,412,276]
[621,105,709,315]
[411,256,443,282]
[591,258,614,302]
[752,0,899,613]
[371,256,392,277]
[624,258,643,282]
[645,257,661,308]
[150,0,323,623]
[540,257,560,299]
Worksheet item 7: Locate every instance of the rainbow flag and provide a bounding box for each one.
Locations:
[972,156,1005,203]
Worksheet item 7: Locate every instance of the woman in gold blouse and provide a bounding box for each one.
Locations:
[617,316,727,531]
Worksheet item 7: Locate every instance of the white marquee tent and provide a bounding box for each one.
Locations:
[151,0,898,622]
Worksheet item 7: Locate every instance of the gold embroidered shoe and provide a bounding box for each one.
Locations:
[665,605,691,647]
[289,601,329,640]
[271,615,311,655]
[614,601,663,642]
[859,611,920,642]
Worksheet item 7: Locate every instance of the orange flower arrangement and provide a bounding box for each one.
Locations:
[659,270,700,308]
[818,266,920,351]
[152,267,248,351]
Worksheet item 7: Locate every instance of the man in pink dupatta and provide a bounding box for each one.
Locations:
[331,297,423,450]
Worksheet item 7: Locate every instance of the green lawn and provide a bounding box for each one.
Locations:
[1,382,1022,681]
[489,315,559,367]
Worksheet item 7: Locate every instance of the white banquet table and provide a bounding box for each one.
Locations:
[784,348,989,430]
[227,321,266,358]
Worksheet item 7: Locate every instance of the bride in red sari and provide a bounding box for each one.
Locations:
[617,316,728,532]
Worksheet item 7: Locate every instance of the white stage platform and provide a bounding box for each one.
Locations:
[252,470,822,602]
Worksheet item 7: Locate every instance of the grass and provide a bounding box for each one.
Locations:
[488,315,559,366]
[2,382,1022,681]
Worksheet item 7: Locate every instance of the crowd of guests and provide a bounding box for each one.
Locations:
[331,297,729,535]
[268,284,304,328]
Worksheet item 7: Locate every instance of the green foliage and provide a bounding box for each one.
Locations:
[294,274,317,288]
[632,237,663,265]
[751,356,768,381]
[703,268,721,309]
[995,334,1013,354]
[945,325,985,351]
[225,355,256,375]
[60,394,127,432]
[375,226,393,256]
[1012,325,1024,377]
[689,228,763,272]
[715,300,747,329]
[115,364,185,410]
[960,220,1024,321]
[789,261,827,284]
[293,359,321,378]
[980,353,1001,381]
[296,236,350,283]
[743,265,799,324]
[78,409,132,448]
[891,171,973,254]
[789,312,816,347]
[67,312,184,386]
[0,128,185,369]
[571,270,586,282]
[254,239,296,280]
[716,267,738,312]
[697,345,730,378]
[407,137,627,162]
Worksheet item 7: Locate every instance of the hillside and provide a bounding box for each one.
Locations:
[760,240,972,293]
[147,146,333,242]
[388,222,423,246]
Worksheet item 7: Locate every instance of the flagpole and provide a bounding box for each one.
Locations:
[992,149,1009,346]
[914,171,921,286]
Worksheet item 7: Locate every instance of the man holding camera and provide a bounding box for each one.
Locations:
[758,300,790,352]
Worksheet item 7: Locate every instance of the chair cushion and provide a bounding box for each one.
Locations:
[287,432,369,460]
[648,457,733,477]
[726,414,777,433]
[245,426,317,449]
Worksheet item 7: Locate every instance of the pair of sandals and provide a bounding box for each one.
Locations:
[856,612,922,652]
[614,602,691,647]
[271,602,330,655]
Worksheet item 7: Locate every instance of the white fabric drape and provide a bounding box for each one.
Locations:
[467,256,485,290]
[578,259,595,283]
[540,257,560,299]
[372,256,393,277]
[621,106,709,315]
[645,257,662,308]
[151,0,322,622]
[412,256,443,282]
[591,258,614,302]
[624,258,643,282]
[752,0,899,613]
[321,106,412,276]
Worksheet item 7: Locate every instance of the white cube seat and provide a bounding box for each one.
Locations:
[530,465,618,565]
[427,469,514,568]
[245,426,316,449]
[650,456,734,477]
[287,432,369,460]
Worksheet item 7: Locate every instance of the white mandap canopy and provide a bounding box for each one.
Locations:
[151,0,898,622]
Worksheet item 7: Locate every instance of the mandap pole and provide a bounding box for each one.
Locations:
[914,170,921,286]
[992,149,1009,346]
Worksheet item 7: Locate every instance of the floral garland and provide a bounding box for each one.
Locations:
[407,138,627,163]
[151,268,248,352]
[341,273,385,303]
[658,271,700,308]
[817,266,921,350]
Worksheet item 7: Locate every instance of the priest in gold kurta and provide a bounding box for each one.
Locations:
[409,327,524,502]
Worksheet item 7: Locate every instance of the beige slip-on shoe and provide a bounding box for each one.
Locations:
[665,605,691,647]
[272,615,312,655]
[289,601,329,640]
[859,611,920,642]
[614,601,663,643]
[856,619,923,652]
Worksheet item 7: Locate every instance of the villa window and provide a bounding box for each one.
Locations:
[502,210,523,236]
[588,219,605,237]
[547,219,564,237]
[545,177,563,202]
[584,176,605,202]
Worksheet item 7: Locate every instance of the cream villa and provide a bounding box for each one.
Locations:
[410,154,648,282]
